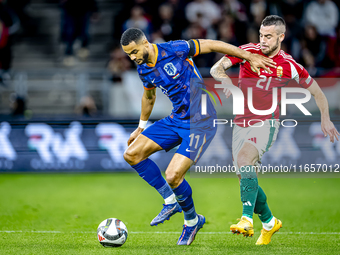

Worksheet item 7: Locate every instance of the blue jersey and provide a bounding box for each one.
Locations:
[137,40,216,127]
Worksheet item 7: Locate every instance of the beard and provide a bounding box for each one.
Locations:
[261,38,280,56]
[137,49,149,65]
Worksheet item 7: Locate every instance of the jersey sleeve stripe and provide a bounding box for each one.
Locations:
[241,45,261,50]
[240,47,261,52]
[240,43,260,50]
[144,86,156,90]
[305,75,313,85]
[242,48,261,51]
[286,56,314,87]
[193,39,200,57]
[186,58,201,79]
[240,43,254,48]
[288,61,299,83]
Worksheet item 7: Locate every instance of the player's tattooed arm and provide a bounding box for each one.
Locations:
[210,56,234,99]
[210,56,232,82]
[307,81,339,143]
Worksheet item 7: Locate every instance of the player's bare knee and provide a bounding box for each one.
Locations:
[237,153,251,169]
[237,150,257,168]
[123,148,142,166]
[123,150,134,165]
[165,171,181,188]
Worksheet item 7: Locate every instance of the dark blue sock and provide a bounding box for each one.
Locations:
[172,179,196,220]
[132,159,173,200]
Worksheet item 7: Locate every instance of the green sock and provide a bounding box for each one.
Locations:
[240,165,258,218]
[254,186,273,223]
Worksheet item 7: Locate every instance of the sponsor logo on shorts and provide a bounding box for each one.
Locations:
[248,137,257,143]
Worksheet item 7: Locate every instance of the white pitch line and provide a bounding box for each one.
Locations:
[130,231,340,235]
[0,231,340,235]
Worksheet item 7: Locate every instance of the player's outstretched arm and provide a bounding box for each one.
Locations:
[127,88,156,146]
[308,81,339,143]
[198,39,276,75]
[210,56,234,98]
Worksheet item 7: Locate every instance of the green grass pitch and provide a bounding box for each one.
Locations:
[0,173,339,254]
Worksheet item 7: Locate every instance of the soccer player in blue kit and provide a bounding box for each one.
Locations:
[121,28,275,245]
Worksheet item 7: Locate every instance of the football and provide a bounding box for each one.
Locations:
[97,218,128,247]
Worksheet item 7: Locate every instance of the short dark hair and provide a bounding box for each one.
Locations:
[120,28,145,46]
[261,15,286,28]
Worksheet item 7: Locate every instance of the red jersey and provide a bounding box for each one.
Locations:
[226,43,314,127]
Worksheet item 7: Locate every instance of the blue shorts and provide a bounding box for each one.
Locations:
[142,116,217,164]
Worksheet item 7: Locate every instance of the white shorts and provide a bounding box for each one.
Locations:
[232,120,280,174]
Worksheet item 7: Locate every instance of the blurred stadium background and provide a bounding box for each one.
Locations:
[0,0,340,173]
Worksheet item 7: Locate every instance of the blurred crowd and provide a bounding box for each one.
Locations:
[0,0,100,73]
[109,0,340,78]
[0,0,339,77]
[1,0,340,117]
[60,0,99,67]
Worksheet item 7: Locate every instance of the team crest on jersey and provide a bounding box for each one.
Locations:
[277,66,283,77]
[164,63,177,76]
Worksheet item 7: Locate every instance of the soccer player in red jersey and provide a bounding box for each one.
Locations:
[210,15,339,245]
